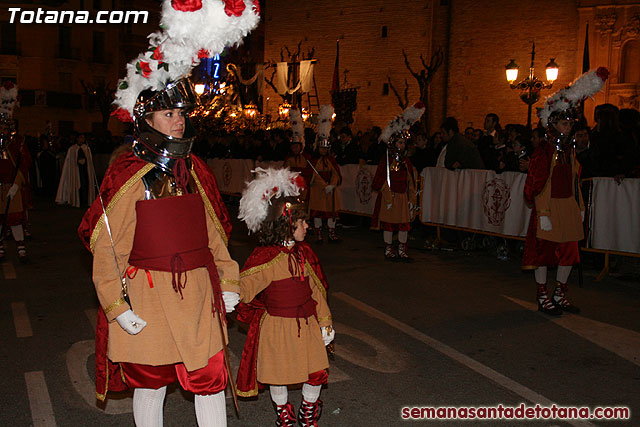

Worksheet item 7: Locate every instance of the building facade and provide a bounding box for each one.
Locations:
[264,0,640,132]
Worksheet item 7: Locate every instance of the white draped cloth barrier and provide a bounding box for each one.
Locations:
[336,164,378,216]
[588,177,640,254]
[420,167,531,237]
[206,158,255,195]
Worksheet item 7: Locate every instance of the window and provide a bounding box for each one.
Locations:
[381,26,388,38]
[621,40,640,83]
[58,26,72,58]
[59,72,73,93]
[93,31,105,63]
[382,83,389,95]
[1,23,17,55]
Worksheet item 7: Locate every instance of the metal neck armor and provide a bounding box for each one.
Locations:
[132,119,194,174]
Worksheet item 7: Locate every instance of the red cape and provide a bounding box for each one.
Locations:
[235,241,329,397]
[77,151,233,401]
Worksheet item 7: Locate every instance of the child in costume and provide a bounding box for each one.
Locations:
[236,167,335,427]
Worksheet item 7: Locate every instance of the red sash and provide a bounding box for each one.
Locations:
[128,193,224,315]
[263,277,316,319]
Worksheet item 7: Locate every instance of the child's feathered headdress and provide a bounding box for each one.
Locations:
[238,167,306,233]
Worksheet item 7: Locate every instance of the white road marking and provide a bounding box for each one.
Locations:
[504,295,640,367]
[12,301,33,338]
[25,371,56,427]
[333,321,410,373]
[334,292,596,427]
[2,261,16,279]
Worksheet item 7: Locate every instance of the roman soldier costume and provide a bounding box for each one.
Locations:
[523,67,609,315]
[236,167,334,427]
[372,102,424,261]
[78,0,260,425]
[283,108,311,199]
[0,81,31,262]
[308,105,342,243]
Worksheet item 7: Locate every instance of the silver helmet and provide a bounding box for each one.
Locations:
[132,77,200,173]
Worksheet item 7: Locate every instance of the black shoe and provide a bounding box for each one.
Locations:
[553,285,581,314]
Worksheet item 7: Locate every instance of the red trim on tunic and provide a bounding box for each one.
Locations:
[380,221,411,232]
[121,350,227,394]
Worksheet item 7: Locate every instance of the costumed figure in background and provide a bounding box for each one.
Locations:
[283,108,311,200]
[308,104,342,244]
[77,0,260,425]
[236,167,334,427]
[0,81,32,263]
[523,67,609,315]
[371,102,424,261]
[56,132,96,207]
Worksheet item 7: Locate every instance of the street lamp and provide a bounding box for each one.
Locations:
[505,42,559,128]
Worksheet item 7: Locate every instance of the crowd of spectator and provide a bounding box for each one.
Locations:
[17,103,640,204]
[195,103,640,181]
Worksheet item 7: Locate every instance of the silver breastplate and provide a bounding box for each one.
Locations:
[141,166,197,199]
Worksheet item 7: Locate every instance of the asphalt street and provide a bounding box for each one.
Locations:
[1,195,638,426]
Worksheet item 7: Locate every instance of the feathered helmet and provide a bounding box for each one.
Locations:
[289,108,305,148]
[537,67,609,128]
[0,81,18,136]
[315,104,334,149]
[239,167,307,234]
[111,0,261,124]
[379,102,425,146]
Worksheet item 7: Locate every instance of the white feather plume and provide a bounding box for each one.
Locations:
[113,0,260,119]
[316,104,334,138]
[238,167,303,233]
[538,67,608,127]
[0,83,18,118]
[289,108,304,142]
[379,102,425,143]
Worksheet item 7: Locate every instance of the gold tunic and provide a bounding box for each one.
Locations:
[92,178,240,371]
[240,253,331,385]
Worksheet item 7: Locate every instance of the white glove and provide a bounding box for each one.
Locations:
[539,216,552,231]
[322,325,335,346]
[7,184,19,199]
[581,211,585,222]
[386,203,393,210]
[324,185,335,194]
[115,309,147,335]
[222,291,240,313]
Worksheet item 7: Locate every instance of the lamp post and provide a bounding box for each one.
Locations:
[505,42,559,128]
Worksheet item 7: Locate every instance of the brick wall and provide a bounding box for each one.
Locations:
[264,0,586,133]
[264,0,438,132]
[447,0,579,130]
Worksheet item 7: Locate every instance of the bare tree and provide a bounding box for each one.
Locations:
[402,47,444,132]
[387,76,409,110]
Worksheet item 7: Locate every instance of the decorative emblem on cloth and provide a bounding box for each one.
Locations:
[356,168,373,205]
[482,177,512,226]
